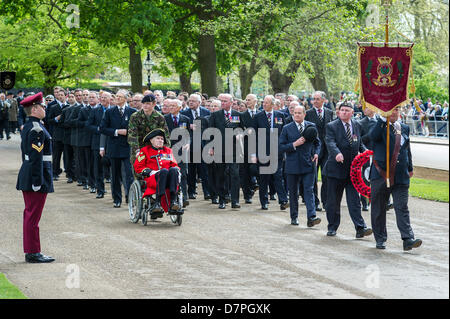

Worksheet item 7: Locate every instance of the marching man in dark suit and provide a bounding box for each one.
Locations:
[16,92,55,263]
[252,95,289,211]
[100,89,137,208]
[369,106,422,251]
[280,105,322,226]
[323,102,372,238]
[209,93,246,209]
[165,98,191,207]
[305,91,334,211]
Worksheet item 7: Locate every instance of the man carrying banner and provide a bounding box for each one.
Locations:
[369,106,422,250]
[356,38,423,251]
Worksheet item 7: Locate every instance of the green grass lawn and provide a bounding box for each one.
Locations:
[318,168,448,202]
[410,178,449,203]
[0,273,27,299]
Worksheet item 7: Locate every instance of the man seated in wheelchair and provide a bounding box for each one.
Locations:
[133,128,181,213]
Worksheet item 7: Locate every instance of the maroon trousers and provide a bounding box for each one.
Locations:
[22,191,47,254]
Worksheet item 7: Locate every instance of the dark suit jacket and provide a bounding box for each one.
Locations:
[46,101,65,142]
[305,107,334,160]
[240,109,258,162]
[323,119,366,179]
[358,116,378,151]
[60,104,74,145]
[369,118,413,185]
[181,106,210,149]
[164,113,191,149]
[208,109,245,162]
[280,120,321,175]
[77,104,94,147]
[100,105,137,158]
[67,104,82,146]
[253,110,286,160]
[181,106,210,124]
[87,105,107,150]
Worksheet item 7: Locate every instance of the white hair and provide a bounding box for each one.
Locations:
[189,93,202,103]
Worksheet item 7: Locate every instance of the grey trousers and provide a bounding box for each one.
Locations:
[370,178,415,243]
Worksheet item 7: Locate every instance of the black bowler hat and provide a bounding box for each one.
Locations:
[302,125,318,142]
[143,128,166,144]
[141,94,156,103]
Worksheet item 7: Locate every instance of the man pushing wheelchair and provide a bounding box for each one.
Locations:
[133,128,182,219]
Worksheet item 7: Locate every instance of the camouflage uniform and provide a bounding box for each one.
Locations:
[127,109,171,166]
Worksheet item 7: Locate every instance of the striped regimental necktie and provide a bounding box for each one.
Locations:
[345,123,352,144]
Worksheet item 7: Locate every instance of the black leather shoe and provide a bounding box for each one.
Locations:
[53,176,59,181]
[211,198,219,205]
[376,242,386,249]
[261,204,268,210]
[280,201,289,210]
[362,205,369,212]
[315,204,322,212]
[105,178,111,183]
[356,227,373,238]
[327,230,337,236]
[96,193,104,199]
[245,199,252,204]
[150,211,163,219]
[113,202,121,208]
[77,181,84,186]
[307,217,321,227]
[218,203,226,209]
[291,218,299,225]
[183,200,189,208]
[224,196,231,204]
[67,178,73,183]
[386,202,394,211]
[231,203,241,209]
[204,194,212,200]
[90,187,96,193]
[269,195,276,201]
[403,238,422,251]
[188,194,197,200]
[83,185,89,190]
[25,253,55,263]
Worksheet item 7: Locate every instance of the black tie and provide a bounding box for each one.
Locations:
[345,123,352,144]
[119,107,124,117]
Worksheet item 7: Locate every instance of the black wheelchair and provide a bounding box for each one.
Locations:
[128,178,184,226]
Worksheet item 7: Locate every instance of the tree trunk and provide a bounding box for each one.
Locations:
[239,57,264,98]
[40,60,58,96]
[179,72,193,93]
[128,42,143,93]
[266,54,302,94]
[198,34,217,97]
[308,60,329,97]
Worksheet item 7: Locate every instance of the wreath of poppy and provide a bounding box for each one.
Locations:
[350,150,374,199]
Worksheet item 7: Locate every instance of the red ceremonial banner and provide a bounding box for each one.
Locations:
[358,45,413,116]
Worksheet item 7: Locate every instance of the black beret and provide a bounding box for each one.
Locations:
[143,128,166,144]
[141,94,156,103]
[302,125,318,142]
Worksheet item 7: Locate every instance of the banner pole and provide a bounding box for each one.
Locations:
[384,0,391,188]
